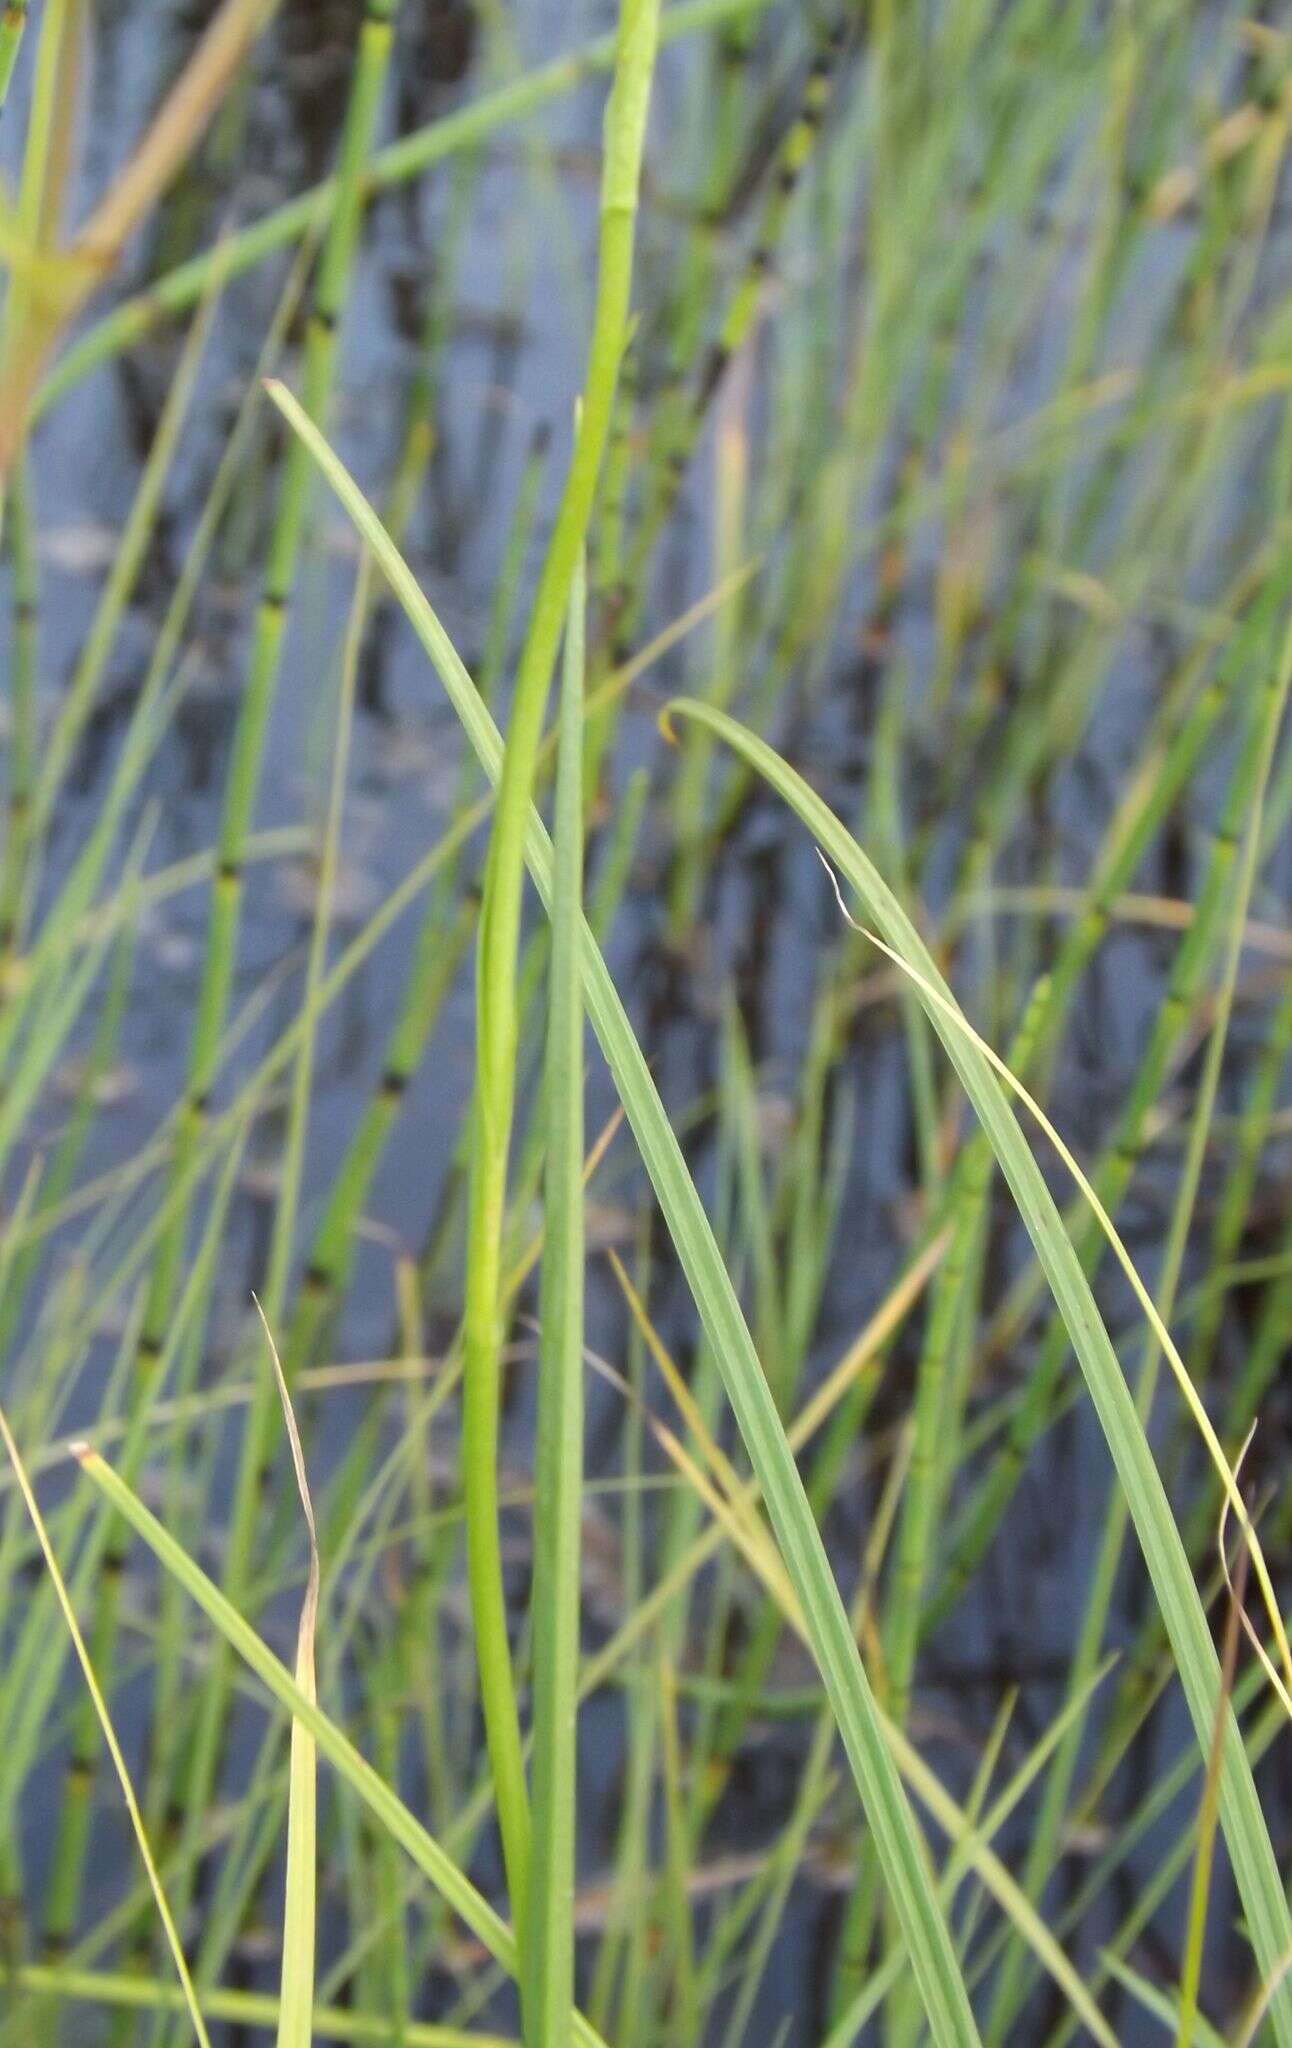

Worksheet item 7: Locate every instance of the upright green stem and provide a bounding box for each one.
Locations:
[524,560,587,2046]
[460,0,659,1936]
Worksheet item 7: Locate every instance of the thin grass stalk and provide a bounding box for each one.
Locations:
[657,1653,699,2036]
[720,1000,787,1403]
[1176,1532,1250,2048]
[369,1626,414,2033]
[523,559,587,2043]
[0,0,83,564]
[3,1969,506,2047]
[459,0,659,1936]
[666,350,747,938]
[268,554,369,1322]
[256,1305,321,2048]
[587,1219,651,2038]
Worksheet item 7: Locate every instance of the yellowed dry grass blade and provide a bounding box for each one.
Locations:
[254,1295,320,2048]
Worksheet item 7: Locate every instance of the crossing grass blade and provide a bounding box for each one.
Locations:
[660,693,1292,2046]
[263,378,984,2048]
[3,1967,511,2048]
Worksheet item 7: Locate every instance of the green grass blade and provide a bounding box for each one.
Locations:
[524,559,587,2042]
[5,1968,510,2048]
[263,381,983,2048]
[460,0,659,1938]
[663,693,1292,2045]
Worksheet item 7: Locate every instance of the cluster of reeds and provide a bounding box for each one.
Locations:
[0,2,1289,2045]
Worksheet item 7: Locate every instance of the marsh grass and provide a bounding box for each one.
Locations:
[0,3,1290,2046]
